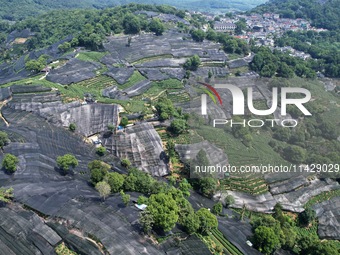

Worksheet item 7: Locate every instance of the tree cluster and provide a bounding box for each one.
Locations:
[250,47,316,78]
[276,30,340,78]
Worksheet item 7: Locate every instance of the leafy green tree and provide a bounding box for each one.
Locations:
[319,120,338,140]
[107,124,115,132]
[212,202,223,215]
[235,19,247,35]
[56,154,78,173]
[242,133,253,147]
[168,176,176,187]
[299,208,316,227]
[107,172,125,193]
[0,131,9,148]
[96,146,106,156]
[123,14,141,34]
[120,116,129,127]
[2,154,19,173]
[273,203,285,225]
[88,160,110,184]
[281,225,297,250]
[146,192,179,232]
[206,28,217,41]
[183,55,201,71]
[121,158,131,168]
[120,190,130,206]
[196,208,218,234]
[278,62,294,78]
[166,139,176,158]
[253,226,280,255]
[25,59,45,72]
[137,195,148,205]
[179,178,191,197]
[182,212,200,234]
[283,145,307,164]
[95,181,111,200]
[149,18,165,36]
[155,98,177,120]
[0,187,13,203]
[191,29,205,42]
[260,63,277,77]
[124,174,137,191]
[224,194,235,208]
[139,210,154,234]
[58,42,71,52]
[69,123,76,132]
[198,177,218,198]
[170,119,187,135]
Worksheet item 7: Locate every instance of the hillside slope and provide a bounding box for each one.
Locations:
[0,0,118,21]
[0,0,268,21]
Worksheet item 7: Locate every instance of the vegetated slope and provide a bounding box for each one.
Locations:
[0,0,268,21]
[0,0,118,21]
[251,0,340,30]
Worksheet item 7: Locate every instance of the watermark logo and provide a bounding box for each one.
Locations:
[198,82,223,115]
[199,82,312,128]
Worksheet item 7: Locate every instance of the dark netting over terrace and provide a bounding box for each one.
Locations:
[135,58,186,68]
[218,217,262,255]
[103,122,169,176]
[102,86,129,100]
[193,67,229,78]
[227,59,248,69]
[123,80,152,97]
[313,197,340,239]
[0,87,11,101]
[175,141,228,166]
[105,67,135,84]
[0,107,163,254]
[0,205,62,255]
[103,31,227,64]
[59,104,119,137]
[160,68,186,80]
[139,68,169,81]
[215,176,340,214]
[219,191,277,213]
[11,84,52,94]
[0,60,30,85]
[7,92,119,137]
[273,178,340,212]
[51,198,162,255]
[269,175,309,195]
[100,52,124,66]
[47,223,103,255]
[174,235,212,255]
[181,97,228,121]
[28,35,73,61]
[46,58,101,85]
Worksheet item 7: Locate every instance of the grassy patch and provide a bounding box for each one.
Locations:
[55,243,78,255]
[304,189,340,208]
[194,124,288,168]
[76,51,108,62]
[133,79,184,100]
[228,53,243,60]
[104,99,150,113]
[210,228,243,255]
[118,71,146,90]
[131,54,173,65]
[229,65,249,75]
[222,176,268,194]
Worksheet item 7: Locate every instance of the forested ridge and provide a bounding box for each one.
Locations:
[0,0,119,21]
[0,0,266,21]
